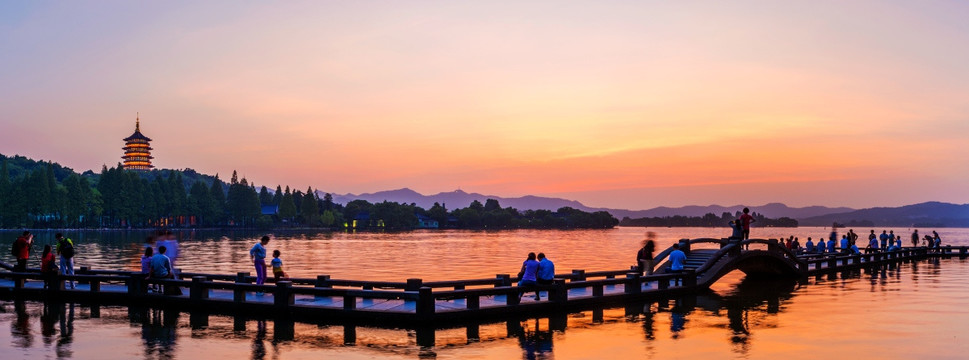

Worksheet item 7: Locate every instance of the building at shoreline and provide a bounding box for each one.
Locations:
[121,113,154,170]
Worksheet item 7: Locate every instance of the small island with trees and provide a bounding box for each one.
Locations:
[0,154,618,231]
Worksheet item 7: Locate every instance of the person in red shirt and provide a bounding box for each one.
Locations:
[40,245,57,289]
[13,231,33,272]
[739,208,755,240]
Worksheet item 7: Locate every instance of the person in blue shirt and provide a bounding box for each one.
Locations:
[149,245,173,279]
[669,244,686,272]
[827,238,836,254]
[535,253,555,300]
[840,235,850,253]
[518,252,540,300]
[250,236,270,285]
[849,243,861,255]
[880,231,889,249]
[805,238,815,253]
[817,238,826,254]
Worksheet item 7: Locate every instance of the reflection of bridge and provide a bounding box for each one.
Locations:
[0,239,964,331]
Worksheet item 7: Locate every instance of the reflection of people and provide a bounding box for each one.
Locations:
[638,233,656,275]
[739,208,755,240]
[142,309,178,359]
[250,236,270,286]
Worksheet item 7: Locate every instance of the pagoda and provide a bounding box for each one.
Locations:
[121,113,154,170]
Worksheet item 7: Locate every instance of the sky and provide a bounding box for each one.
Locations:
[1,1,968,210]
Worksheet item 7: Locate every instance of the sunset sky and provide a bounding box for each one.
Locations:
[1,1,967,209]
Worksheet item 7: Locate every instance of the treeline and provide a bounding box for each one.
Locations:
[0,158,618,230]
[619,211,798,227]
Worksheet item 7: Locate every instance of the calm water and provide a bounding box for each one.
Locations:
[2,227,969,359]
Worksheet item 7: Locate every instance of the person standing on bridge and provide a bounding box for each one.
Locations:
[250,236,270,286]
[638,232,656,275]
[55,233,76,289]
[12,231,33,272]
[880,230,889,249]
[911,230,919,247]
[739,208,755,240]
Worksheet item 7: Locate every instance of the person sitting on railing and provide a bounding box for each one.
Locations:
[535,253,555,300]
[668,244,686,273]
[517,252,540,300]
[149,245,173,280]
[728,220,743,240]
[792,237,801,254]
[867,236,879,254]
[840,235,850,254]
[849,242,861,255]
[816,237,826,254]
[805,238,815,253]
[827,238,836,254]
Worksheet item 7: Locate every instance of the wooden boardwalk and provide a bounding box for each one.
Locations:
[1,238,964,328]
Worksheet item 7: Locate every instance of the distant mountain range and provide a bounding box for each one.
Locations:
[324,188,969,227]
[325,188,846,220]
[798,202,969,227]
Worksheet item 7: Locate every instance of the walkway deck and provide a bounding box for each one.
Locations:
[1,238,964,326]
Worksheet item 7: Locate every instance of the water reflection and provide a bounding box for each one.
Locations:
[138,307,179,359]
[9,300,74,358]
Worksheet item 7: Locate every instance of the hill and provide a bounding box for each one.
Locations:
[799,202,969,227]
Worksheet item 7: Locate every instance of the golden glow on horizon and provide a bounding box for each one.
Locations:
[1,2,968,208]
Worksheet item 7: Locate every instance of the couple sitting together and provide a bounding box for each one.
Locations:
[517,252,555,300]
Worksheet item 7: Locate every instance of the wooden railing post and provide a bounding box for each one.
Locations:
[90,278,101,293]
[127,272,146,297]
[467,294,480,310]
[417,286,435,319]
[496,274,511,287]
[506,288,520,306]
[191,276,209,301]
[625,272,641,294]
[274,281,294,312]
[344,294,356,310]
[682,270,697,288]
[550,279,568,303]
[79,266,90,285]
[572,270,586,281]
[234,272,249,302]
[406,278,423,291]
[315,275,331,288]
[593,283,604,297]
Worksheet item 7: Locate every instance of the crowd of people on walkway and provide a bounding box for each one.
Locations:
[779,225,943,255]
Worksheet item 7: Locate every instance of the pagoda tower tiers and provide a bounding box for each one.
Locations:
[122,113,154,170]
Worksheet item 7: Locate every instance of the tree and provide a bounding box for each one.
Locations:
[278,186,297,223]
[484,198,501,212]
[209,174,226,225]
[259,186,273,206]
[300,187,320,225]
[273,185,283,205]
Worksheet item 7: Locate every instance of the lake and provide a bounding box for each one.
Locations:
[2,227,968,359]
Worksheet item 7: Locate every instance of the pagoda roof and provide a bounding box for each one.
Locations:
[124,130,152,142]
